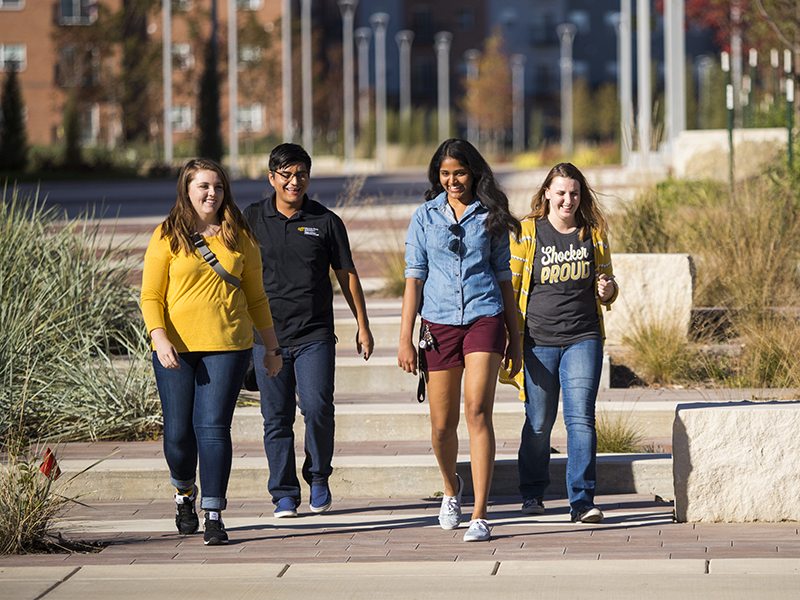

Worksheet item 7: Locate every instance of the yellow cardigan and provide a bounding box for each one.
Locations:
[499,218,618,400]
[140,226,273,353]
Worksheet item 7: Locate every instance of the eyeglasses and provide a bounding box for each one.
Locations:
[272,170,310,182]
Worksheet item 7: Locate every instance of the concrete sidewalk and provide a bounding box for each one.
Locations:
[2,494,800,599]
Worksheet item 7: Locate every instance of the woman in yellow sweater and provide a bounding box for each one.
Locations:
[141,158,282,546]
[500,163,618,524]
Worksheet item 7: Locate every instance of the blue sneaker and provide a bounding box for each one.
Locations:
[309,483,332,513]
[274,496,298,518]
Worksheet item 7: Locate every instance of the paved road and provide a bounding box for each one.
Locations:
[13,173,432,219]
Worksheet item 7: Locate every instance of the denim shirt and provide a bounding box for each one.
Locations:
[404,191,512,326]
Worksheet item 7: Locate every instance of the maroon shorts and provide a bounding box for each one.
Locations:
[422,313,507,372]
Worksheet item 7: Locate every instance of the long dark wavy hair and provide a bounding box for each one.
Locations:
[425,138,520,237]
[527,162,607,241]
[160,158,255,255]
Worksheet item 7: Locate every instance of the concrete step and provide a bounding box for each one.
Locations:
[53,441,674,502]
[231,398,678,443]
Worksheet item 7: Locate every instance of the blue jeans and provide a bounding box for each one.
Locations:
[152,349,250,511]
[253,340,335,504]
[518,338,603,517]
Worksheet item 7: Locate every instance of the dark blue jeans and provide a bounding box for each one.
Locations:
[253,340,335,505]
[152,349,250,511]
[518,338,603,517]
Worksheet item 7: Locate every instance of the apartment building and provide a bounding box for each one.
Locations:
[0,0,281,149]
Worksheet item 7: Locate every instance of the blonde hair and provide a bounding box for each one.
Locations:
[161,158,255,255]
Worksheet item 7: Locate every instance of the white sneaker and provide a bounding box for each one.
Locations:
[438,473,464,530]
[463,519,491,542]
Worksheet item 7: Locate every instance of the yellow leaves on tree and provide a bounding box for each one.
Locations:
[462,27,512,139]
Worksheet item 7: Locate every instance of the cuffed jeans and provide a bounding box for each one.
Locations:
[253,340,335,505]
[152,349,250,511]
[518,338,603,518]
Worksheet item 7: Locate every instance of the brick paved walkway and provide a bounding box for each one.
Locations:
[3,494,799,567]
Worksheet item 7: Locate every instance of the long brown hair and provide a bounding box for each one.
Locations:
[527,162,607,241]
[425,138,520,237]
[161,158,255,255]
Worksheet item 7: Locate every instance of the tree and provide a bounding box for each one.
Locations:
[462,27,512,150]
[572,78,595,141]
[117,0,160,143]
[197,39,223,162]
[595,82,620,142]
[63,90,83,168]
[0,67,28,172]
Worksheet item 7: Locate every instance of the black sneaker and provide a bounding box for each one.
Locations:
[571,506,604,523]
[521,497,545,515]
[174,486,199,534]
[203,515,228,546]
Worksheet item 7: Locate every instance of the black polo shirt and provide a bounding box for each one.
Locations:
[244,194,354,346]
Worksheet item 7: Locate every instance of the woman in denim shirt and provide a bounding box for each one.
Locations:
[398,139,521,542]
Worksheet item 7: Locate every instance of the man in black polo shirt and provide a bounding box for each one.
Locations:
[244,143,374,518]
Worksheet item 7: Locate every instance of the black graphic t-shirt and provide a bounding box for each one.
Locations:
[525,218,601,346]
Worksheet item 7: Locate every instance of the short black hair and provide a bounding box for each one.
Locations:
[269,143,312,172]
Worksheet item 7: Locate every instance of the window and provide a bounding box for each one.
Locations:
[412,7,434,42]
[413,59,434,95]
[172,0,192,11]
[238,104,264,132]
[172,105,194,132]
[56,44,99,86]
[81,103,100,145]
[0,0,24,10]
[239,46,262,68]
[60,0,97,25]
[456,8,474,32]
[0,44,26,72]
[530,14,558,46]
[172,44,194,71]
[237,0,263,10]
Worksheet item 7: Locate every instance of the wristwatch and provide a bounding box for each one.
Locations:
[265,347,282,356]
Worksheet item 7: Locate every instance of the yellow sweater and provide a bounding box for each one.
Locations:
[140,226,273,353]
[499,218,618,400]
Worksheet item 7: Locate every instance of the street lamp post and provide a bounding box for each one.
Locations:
[338,0,358,171]
[464,49,480,147]
[511,53,526,155]
[162,0,172,165]
[616,0,633,166]
[636,0,651,166]
[227,0,238,175]
[396,30,414,135]
[355,27,371,140]
[722,51,734,190]
[557,23,577,157]
[786,49,794,169]
[302,0,313,154]
[434,31,453,142]
[282,0,292,142]
[370,13,389,172]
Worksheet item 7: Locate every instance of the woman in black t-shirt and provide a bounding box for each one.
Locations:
[500,163,618,524]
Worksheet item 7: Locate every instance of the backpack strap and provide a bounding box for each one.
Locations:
[191,233,241,289]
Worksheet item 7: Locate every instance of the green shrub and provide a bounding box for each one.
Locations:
[0,187,160,442]
[622,321,696,385]
[596,409,644,453]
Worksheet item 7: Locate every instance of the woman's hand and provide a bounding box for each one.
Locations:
[597,274,615,302]
[504,336,522,378]
[151,328,180,369]
[397,340,418,375]
[262,352,283,378]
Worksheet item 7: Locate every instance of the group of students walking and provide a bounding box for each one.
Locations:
[140,139,617,546]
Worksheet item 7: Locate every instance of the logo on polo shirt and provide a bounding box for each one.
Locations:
[298,227,320,237]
